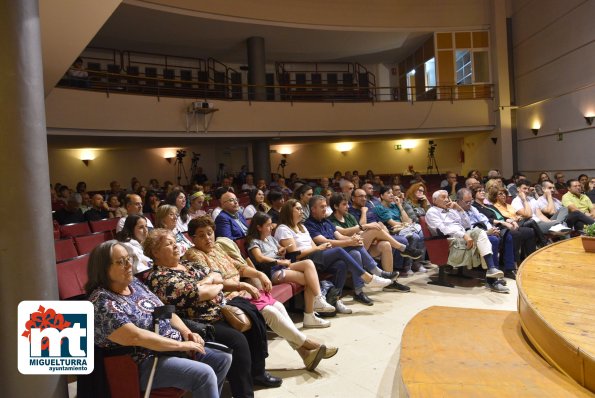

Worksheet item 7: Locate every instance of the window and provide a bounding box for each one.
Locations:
[424,58,436,91]
[455,50,472,85]
[406,69,416,101]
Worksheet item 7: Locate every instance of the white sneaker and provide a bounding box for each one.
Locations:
[549,224,571,233]
[414,265,428,273]
[303,313,331,328]
[313,295,336,313]
[366,274,392,288]
[421,261,438,269]
[334,300,352,314]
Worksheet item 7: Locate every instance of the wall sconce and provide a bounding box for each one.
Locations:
[531,128,539,135]
[163,149,176,164]
[165,157,173,164]
[402,140,416,152]
[584,115,594,126]
[491,137,498,145]
[335,142,353,155]
[531,121,541,136]
[79,149,95,166]
[278,147,293,157]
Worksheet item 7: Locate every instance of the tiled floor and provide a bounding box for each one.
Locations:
[253,270,518,398]
[69,269,518,397]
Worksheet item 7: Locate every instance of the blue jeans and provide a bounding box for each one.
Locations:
[488,233,515,271]
[321,247,365,292]
[139,348,232,398]
[390,234,409,269]
[399,229,426,265]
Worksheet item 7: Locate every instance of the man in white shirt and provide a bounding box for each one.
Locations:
[511,180,568,234]
[425,190,508,293]
[116,194,154,232]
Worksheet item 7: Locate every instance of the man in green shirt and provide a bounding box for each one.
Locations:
[327,193,422,292]
[561,179,595,230]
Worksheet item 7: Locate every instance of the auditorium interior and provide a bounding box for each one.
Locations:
[1,0,594,397]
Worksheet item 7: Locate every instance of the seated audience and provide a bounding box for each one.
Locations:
[107,194,127,218]
[537,171,551,184]
[86,240,232,397]
[143,229,276,394]
[55,195,85,225]
[243,189,270,220]
[340,179,355,200]
[115,214,152,274]
[210,186,232,221]
[425,190,508,293]
[276,177,292,198]
[84,193,110,221]
[554,172,566,191]
[193,168,208,185]
[506,173,526,198]
[293,184,314,221]
[587,177,595,203]
[241,174,257,191]
[305,195,393,306]
[537,180,593,232]
[109,180,122,196]
[136,185,148,203]
[467,169,482,181]
[327,194,418,292]
[562,179,595,230]
[246,212,337,325]
[332,171,343,185]
[188,191,207,219]
[185,218,337,374]
[319,188,334,217]
[374,187,427,274]
[143,190,160,214]
[155,204,192,256]
[215,190,249,240]
[166,189,190,233]
[67,57,89,87]
[473,186,536,264]
[266,190,284,226]
[457,188,517,279]
[578,174,589,193]
[491,186,548,247]
[371,175,385,193]
[465,177,481,190]
[79,192,92,214]
[511,180,568,235]
[72,181,87,204]
[404,183,430,219]
[116,194,154,232]
[440,171,465,200]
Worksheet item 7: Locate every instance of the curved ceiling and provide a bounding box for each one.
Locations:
[89,3,432,63]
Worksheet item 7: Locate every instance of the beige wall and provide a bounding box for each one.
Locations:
[136,0,491,29]
[45,88,494,136]
[270,138,465,179]
[512,0,595,178]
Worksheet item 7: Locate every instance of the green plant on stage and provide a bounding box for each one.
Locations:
[583,223,595,237]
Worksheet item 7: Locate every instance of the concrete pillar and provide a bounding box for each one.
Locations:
[490,0,514,177]
[252,141,271,182]
[247,36,267,101]
[0,1,66,396]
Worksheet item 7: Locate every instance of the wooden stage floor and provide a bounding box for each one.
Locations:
[399,306,593,397]
[517,237,595,392]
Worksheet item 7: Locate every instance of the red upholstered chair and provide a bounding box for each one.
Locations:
[418,216,453,288]
[54,238,78,263]
[233,238,248,259]
[60,222,91,238]
[74,232,111,256]
[103,353,185,398]
[56,254,89,299]
[89,217,120,238]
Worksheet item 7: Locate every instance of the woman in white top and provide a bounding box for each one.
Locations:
[242,189,270,220]
[115,214,152,274]
[247,212,335,328]
[166,189,191,232]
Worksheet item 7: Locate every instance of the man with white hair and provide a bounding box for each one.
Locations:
[425,190,508,293]
[116,194,154,232]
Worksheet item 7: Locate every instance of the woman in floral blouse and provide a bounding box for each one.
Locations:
[86,240,231,397]
[144,229,275,397]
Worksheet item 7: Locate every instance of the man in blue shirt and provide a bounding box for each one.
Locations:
[304,195,392,306]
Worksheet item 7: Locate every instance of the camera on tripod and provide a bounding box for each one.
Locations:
[176,149,186,161]
[428,140,437,156]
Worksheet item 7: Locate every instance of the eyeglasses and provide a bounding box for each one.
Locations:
[224,198,238,203]
[417,189,425,193]
[112,256,132,268]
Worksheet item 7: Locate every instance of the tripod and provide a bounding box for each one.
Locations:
[175,158,189,186]
[190,152,200,183]
[427,150,439,175]
[277,158,287,178]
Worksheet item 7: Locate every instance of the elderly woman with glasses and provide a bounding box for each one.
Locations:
[155,204,193,256]
[86,240,231,397]
[143,228,277,396]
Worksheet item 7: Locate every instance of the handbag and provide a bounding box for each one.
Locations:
[221,305,252,332]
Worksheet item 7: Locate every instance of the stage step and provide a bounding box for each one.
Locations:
[399,306,593,397]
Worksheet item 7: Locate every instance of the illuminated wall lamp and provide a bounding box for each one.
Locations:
[402,140,416,152]
[80,150,94,166]
[531,128,539,136]
[585,116,594,126]
[336,142,353,156]
[165,157,173,164]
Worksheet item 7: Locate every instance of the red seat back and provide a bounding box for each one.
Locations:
[89,217,120,237]
[419,216,450,266]
[54,238,78,262]
[56,254,89,299]
[234,238,248,259]
[60,222,91,238]
[104,353,185,398]
[74,232,111,256]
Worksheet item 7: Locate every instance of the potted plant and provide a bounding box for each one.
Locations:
[582,223,595,253]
